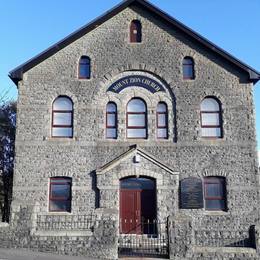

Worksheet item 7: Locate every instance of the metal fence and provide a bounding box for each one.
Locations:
[36,214,94,231]
[193,218,256,248]
[118,219,169,258]
[194,229,255,248]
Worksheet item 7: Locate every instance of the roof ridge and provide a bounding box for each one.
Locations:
[9,0,260,85]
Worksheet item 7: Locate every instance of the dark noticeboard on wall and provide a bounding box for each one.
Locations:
[180,177,203,209]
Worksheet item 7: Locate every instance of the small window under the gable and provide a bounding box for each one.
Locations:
[130,20,142,43]
[78,56,91,79]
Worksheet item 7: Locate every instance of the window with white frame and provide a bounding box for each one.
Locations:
[127,98,147,139]
[200,97,222,138]
[52,96,73,138]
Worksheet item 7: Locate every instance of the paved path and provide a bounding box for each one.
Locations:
[0,248,99,260]
[0,248,165,260]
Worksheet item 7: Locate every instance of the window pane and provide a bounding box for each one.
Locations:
[183,65,193,79]
[51,179,70,184]
[49,200,71,212]
[201,127,221,137]
[53,113,72,126]
[201,98,220,111]
[205,183,223,197]
[51,184,71,198]
[53,97,73,110]
[157,129,167,138]
[79,64,90,78]
[130,20,142,43]
[107,114,116,127]
[107,103,116,112]
[127,129,146,138]
[201,113,219,126]
[80,57,90,64]
[128,99,146,112]
[157,103,167,112]
[183,58,193,65]
[205,199,225,210]
[52,127,73,137]
[120,178,155,190]
[128,114,145,127]
[158,114,166,127]
[106,128,117,139]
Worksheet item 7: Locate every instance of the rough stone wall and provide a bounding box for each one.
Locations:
[7,3,260,259]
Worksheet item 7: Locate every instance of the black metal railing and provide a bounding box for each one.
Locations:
[36,214,94,231]
[118,219,169,258]
[194,229,254,248]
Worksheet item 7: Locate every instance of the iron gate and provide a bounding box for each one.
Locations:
[118,219,169,258]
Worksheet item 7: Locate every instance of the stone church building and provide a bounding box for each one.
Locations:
[2,0,260,259]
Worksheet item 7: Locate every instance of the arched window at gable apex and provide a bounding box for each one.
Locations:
[130,20,142,43]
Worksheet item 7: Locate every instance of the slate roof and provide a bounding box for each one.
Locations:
[9,0,260,85]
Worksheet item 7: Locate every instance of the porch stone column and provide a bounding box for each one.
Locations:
[168,214,193,260]
[90,208,118,260]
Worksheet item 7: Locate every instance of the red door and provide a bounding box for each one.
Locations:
[120,189,141,234]
[120,177,156,234]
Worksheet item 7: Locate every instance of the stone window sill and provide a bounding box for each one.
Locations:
[44,137,77,142]
[203,210,229,216]
[193,246,256,254]
[0,222,9,228]
[45,212,73,216]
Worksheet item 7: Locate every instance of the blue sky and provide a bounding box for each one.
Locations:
[1,0,260,153]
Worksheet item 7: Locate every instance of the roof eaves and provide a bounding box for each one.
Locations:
[138,0,260,83]
[9,0,260,86]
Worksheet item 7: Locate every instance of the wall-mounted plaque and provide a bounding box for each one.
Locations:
[107,75,165,94]
[180,177,203,209]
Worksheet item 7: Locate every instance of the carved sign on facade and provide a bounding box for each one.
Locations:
[107,75,165,93]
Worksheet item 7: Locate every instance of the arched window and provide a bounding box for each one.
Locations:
[78,56,90,79]
[106,102,117,139]
[204,177,226,211]
[200,97,222,138]
[157,102,168,139]
[52,96,73,138]
[49,177,72,212]
[130,20,142,43]
[183,57,194,80]
[127,98,147,139]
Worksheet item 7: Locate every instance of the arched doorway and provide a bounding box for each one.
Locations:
[120,177,156,234]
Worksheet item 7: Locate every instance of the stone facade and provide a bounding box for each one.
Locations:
[2,0,260,259]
